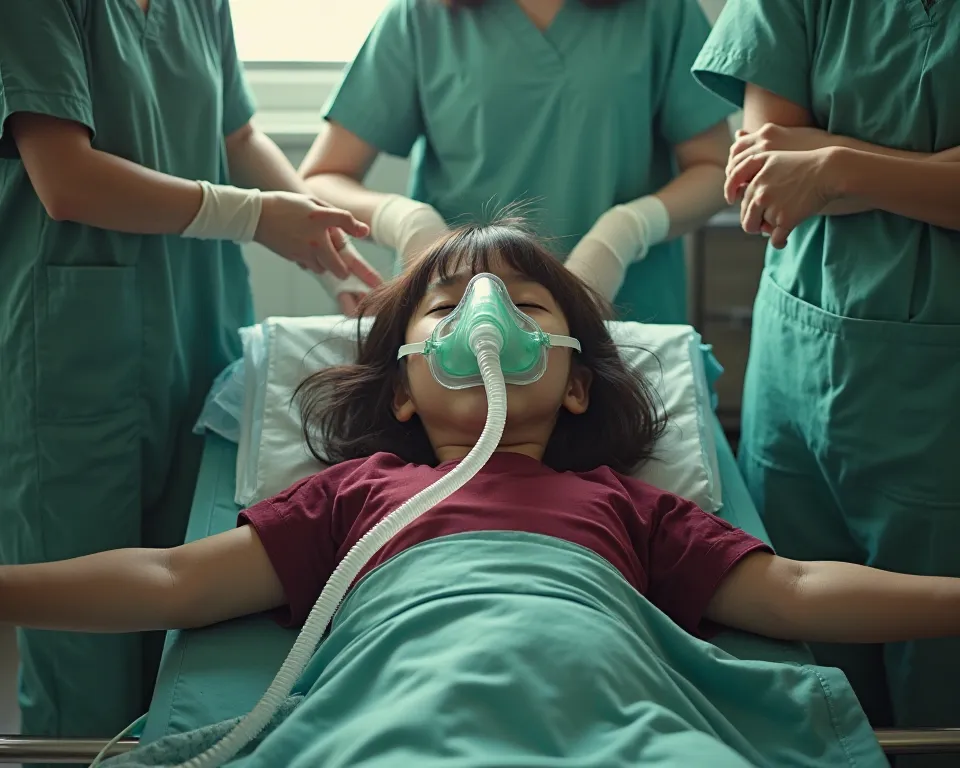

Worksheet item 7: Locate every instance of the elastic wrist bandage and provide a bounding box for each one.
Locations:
[371,195,448,262]
[181,180,263,244]
[591,195,671,269]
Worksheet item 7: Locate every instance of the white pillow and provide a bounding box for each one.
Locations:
[235,316,723,513]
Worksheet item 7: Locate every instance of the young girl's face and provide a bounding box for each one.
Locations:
[393,258,592,463]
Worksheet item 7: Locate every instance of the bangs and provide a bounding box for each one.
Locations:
[399,220,597,324]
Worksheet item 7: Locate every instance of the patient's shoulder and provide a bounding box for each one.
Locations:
[589,466,703,514]
[312,452,415,484]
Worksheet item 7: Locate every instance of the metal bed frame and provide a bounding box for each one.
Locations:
[2,730,960,764]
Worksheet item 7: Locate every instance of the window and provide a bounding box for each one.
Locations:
[231,0,390,63]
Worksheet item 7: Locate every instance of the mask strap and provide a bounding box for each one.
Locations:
[397,341,426,360]
[547,334,581,353]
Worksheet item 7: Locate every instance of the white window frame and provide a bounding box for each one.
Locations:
[244,62,347,151]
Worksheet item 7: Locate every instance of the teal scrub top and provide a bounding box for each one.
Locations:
[692,0,960,325]
[0,0,256,508]
[324,0,735,323]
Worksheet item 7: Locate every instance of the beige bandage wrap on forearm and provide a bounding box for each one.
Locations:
[371,195,449,267]
[565,196,671,299]
[180,180,263,243]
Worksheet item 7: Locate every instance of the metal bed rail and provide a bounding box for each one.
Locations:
[2,730,960,764]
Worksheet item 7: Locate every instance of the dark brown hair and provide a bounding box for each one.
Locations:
[442,1,626,8]
[296,220,666,475]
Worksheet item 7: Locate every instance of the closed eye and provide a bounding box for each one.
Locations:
[427,302,547,316]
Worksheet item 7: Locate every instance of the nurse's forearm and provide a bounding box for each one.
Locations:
[817,145,960,218]
[10,110,202,232]
[656,164,728,239]
[0,551,184,633]
[829,148,960,231]
[225,123,312,195]
[49,149,203,233]
[302,172,388,227]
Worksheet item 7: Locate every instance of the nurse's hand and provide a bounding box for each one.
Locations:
[315,230,383,317]
[256,192,378,283]
[726,125,831,201]
[726,148,841,249]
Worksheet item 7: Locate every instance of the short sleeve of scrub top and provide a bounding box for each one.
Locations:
[0,0,95,157]
[323,0,423,158]
[656,0,741,144]
[690,0,812,111]
[217,0,257,136]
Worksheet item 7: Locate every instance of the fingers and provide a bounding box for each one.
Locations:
[308,205,370,239]
[740,177,767,235]
[726,128,763,175]
[725,154,766,204]
[309,229,349,279]
[331,231,383,289]
[343,251,383,289]
[769,225,791,249]
[328,226,348,252]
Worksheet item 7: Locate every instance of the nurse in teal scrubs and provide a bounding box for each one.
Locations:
[300,0,735,323]
[691,0,960,760]
[0,0,377,758]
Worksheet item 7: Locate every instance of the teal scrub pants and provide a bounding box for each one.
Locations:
[739,274,960,765]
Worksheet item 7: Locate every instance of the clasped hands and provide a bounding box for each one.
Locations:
[724,123,841,249]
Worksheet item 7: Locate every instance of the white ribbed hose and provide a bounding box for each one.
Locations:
[173,328,507,768]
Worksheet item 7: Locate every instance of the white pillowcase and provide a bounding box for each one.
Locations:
[233,316,723,513]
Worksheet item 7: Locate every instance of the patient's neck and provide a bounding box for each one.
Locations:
[433,442,545,464]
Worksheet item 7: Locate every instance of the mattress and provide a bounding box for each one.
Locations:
[142,417,812,744]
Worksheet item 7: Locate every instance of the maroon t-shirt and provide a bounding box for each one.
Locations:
[239,451,770,636]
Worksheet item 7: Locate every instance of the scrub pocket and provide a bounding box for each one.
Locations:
[37,265,142,421]
[743,274,960,552]
[31,264,144,560]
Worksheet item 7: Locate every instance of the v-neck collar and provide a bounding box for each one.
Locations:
[127,0,161,38]
[496,0,575,66]
[903,0,952,27]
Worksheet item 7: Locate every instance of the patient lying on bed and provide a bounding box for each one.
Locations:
[2,223,958,767]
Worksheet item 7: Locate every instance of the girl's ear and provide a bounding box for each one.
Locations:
[562,363,591,415]
[393,378,417,422]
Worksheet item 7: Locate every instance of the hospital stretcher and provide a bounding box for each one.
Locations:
[3,424,960,765]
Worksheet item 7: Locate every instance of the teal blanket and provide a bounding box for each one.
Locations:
[107,533,885,767]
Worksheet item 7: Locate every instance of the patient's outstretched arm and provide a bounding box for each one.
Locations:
[0,526,285,633]
[706,551,960,643]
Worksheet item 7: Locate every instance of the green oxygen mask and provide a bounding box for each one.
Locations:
[396,272,581,390]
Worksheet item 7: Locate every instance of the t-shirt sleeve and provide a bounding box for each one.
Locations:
[322,0,423,158]
[239,464,351,627]
[691,0,812,111]
[645,493,772,637]
[0,0,95,158]
[217,0,257,137]
[655,0,738,146]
